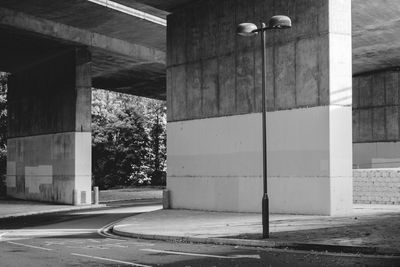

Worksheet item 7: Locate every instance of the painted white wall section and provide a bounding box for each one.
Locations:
[74,132,92,205]
[25,165,53,194]
[167,106,353,215]
[5,175,16,188]
[6,132,91,204]
[353,142,400,168]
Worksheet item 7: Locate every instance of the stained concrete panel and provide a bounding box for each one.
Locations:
[353,77,359,108]
[359,109,372,142]
[170,65,187,121]
[372,74,385,107]
[216,0,235,56]
[201,59,218,117]
[296,38,319,107]
[185,8,201,63]
[186,62,202,118]
[236,51,255,114]
[358,76,372,108]
[254,46,274,112]
[218,55,236,116]
[386,106,399,140]
[372,107,386,140]
[275,42,296,110]
[200,1,218,59]
[385,72,399,106]
[352,110,360,143]
[353,69,400,144]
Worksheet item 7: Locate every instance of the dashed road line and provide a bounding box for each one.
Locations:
[71,253,152,267]
[7,241,53,251]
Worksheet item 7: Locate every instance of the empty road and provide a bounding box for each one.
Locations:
[0,200,399,267]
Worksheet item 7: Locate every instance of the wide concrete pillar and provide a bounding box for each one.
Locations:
[353,68,400,168]
[6,48,92,205]
[167,0,352,215]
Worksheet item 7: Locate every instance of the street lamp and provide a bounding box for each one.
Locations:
[237,15,292,239]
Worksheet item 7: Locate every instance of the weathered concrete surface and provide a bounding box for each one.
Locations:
[353,69,400,143]
[0,0,166,99]
[6,48,92,205]
[140,0,400,76]
[167,0,353,215]
[166,0,353,122]
[2,0,400,99]
[353,69,400,168]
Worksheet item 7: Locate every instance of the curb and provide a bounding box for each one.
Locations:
[100,198,162,204]
[0,204,107,219]
[112,228,400,257]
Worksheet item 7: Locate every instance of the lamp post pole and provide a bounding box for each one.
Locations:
[236,15,291,239]
[260,22,269,238]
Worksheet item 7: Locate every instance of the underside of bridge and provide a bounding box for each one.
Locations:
[1,0,400,211]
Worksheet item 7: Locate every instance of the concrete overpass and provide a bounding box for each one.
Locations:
[2,0,400,214]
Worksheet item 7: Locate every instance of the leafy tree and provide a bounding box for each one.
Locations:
[0,83,167,193]
[0,73,8,196]
[91,89,167,189]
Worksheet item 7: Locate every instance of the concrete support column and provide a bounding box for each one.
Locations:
[167,0,352,215]
[353,69,400,168]
[6,48,92,205]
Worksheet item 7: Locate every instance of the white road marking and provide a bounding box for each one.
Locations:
[141,248,260,259]
[71,253,152,267]
[7,241,53,251]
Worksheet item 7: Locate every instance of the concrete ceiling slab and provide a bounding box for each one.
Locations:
[2,0,400,100]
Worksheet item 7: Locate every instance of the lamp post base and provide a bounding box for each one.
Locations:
[262,193,269,238]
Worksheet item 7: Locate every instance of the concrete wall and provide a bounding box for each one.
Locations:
[353,169,400,205]
[6,48,92,205]
[353,69,400,168]
[167,0,353,215]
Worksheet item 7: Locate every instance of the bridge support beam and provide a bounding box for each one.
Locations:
[167,0,353,215]
[6,48,92,205]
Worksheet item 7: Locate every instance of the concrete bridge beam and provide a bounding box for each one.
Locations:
[6,48,92,205]
[166,0,353,215]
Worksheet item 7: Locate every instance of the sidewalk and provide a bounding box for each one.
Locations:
[0,199,105,219]
[112,204,400,255]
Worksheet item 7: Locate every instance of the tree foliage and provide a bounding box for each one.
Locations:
[0,81,166,193]
[0,73,8,196]
[92,89,166,189]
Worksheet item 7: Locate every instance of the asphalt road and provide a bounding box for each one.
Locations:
[0,200,399,267]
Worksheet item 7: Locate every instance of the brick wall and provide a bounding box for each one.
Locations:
[353,169,400,204]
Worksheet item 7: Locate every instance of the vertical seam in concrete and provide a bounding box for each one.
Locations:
[272,0,276,109]
[371,76,374,142]
[316,7,321,106]
[216,56,220,115]
[234,0,238,113]
[383,75,388,140]
[398,71,400,139]
[184,63,189,118]
[253,0,257,112]
[294,40,298,107]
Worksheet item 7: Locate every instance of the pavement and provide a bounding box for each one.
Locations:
[112,204,400,256]
[2,197,400,256]
[0,198,105,219]
[0,188,163,219]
